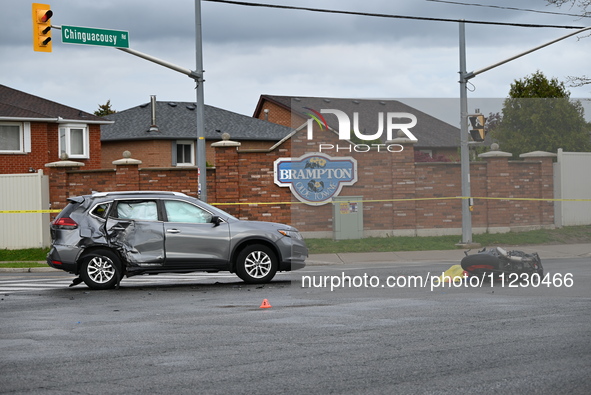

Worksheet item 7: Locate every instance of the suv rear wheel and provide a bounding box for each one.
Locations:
[80,249,121,290]
[236,244,278,284]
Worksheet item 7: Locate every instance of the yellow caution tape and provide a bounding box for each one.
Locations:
[211,196,591,206]
[2,196,589,213]
[0,210,61,213]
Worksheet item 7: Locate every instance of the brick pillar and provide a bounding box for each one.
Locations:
[112,151,142,191]
[388,137,417,233]
[45,156,85,212]
[479,149,512,231]
[520,151,557,226]
[211,136,241,216]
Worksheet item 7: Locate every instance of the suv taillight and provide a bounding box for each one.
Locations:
[52,217,78,229]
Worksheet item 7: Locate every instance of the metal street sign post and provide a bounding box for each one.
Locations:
[35,2,206,199]
[61,25,129,48]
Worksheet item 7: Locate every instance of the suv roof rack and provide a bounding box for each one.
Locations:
[91,191,189,198]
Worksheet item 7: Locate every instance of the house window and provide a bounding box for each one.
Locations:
[174,140,195,166]
[59,124,88,159]
[0,122,31,153]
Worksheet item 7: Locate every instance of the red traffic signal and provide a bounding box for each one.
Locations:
[32,3,53,52]
[38,9,53,23]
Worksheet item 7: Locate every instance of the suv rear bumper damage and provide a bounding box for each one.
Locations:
[46,245,79,273]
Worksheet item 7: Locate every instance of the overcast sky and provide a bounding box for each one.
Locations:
[3,0,591,122]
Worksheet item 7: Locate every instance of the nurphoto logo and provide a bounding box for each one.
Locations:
[304,107,419,153]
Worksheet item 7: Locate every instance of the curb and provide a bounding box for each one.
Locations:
[0,267,56,273]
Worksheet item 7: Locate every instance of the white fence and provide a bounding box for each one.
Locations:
[0,172,50,249]
[554,149,591,226]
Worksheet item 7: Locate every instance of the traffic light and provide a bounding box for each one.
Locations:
[32,3,53,52]
[468,114,486,142]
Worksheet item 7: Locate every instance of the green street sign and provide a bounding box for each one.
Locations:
[61,25,129,48]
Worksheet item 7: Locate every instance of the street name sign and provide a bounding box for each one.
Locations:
[61,25,129,48]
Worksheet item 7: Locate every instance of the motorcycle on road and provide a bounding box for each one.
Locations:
[460,246,543,281]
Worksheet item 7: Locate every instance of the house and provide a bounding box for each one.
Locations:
[0,84,112,249]
[252,94,462,160]
[0,84,111,173]
[100,96,293,167]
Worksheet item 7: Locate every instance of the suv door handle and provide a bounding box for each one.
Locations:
[166,229,180,234]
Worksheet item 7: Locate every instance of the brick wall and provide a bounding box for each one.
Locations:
[45,134,556,236]
[101,139,289,169]
[208,129,555,236]
[255,100,293,127]
[101,140,172,168]
[0,122,48,173]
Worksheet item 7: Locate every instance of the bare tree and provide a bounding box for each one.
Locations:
[546,0,591,16]
[547,0,591,88]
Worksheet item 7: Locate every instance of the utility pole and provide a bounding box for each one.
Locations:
[458,20,472,246]
[458,23,591,245]
[194,0,207,202]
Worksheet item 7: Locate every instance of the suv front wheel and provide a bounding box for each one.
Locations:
[80,249,121,290]
[235,244,278,284]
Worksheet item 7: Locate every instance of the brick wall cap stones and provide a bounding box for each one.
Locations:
[112,157,142,165]
[478,150,512,158]
[45,160,86,168]
[110,150,142,165]
[211,140,241,147]
[519,151,557,158]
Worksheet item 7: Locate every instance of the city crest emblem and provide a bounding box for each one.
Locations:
[274,153,357,206]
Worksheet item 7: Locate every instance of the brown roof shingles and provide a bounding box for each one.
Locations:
[0,84,108,123]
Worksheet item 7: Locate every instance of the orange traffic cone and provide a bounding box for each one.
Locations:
[260,299,272,309]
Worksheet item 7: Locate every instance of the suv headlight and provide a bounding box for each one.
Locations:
[278,229,303,240]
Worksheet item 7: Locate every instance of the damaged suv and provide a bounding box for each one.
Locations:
[47,191,308,289]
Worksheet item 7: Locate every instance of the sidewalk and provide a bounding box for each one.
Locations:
[306,243,591,265]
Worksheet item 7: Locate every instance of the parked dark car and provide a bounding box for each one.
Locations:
[47,191,307,289]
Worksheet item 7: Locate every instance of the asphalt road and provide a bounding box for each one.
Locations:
[1,257,590,394]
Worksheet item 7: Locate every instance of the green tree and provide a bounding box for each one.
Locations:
[491,71,591,157]
[94,100,117,117]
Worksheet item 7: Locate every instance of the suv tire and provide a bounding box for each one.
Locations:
[80,249,121,290]
[236,244,278,284]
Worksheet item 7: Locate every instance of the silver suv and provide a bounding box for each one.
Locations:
[47,191,307,289]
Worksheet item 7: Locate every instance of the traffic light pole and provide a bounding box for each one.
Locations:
[116,47,202,80]
[458,22,591,245]
[52,0,208,201]
[115,0,207,201]
[115,47,207,201]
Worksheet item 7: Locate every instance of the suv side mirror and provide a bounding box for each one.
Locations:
[211,215,222,227]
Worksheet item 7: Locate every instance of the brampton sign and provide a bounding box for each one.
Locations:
[61,25,129,48]
[274,153,357,206]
